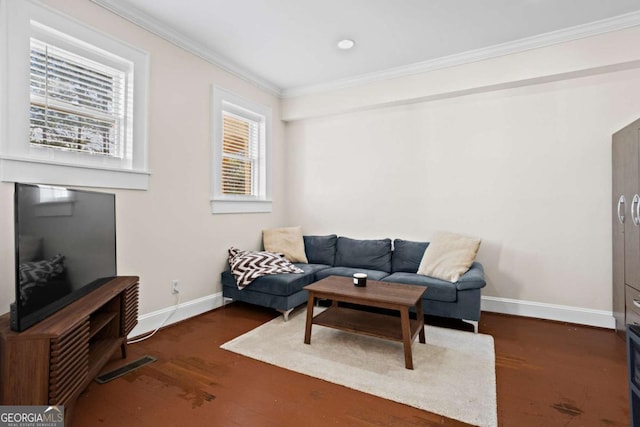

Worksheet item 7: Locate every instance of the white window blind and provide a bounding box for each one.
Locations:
[221,111,259,196]
[29,38,126,157]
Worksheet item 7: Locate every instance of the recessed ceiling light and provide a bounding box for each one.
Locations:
[337,39,355,50]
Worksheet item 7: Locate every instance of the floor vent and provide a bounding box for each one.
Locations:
[95,355,156,384]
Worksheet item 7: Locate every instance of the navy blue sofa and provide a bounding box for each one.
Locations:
[221,235,486,332]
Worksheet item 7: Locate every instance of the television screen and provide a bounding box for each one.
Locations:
[12,183,116,331]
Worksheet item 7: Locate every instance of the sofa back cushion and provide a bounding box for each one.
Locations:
[334,237,392,273]
[263,226,308,263]
[303,235,338,265]
[392,239,430,273]
[417,231,481,283]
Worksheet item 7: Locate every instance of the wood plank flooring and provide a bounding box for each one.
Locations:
[72,302,629,426]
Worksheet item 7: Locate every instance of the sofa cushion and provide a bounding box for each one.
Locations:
[222,263,330,296]
[382,272,457,303]
[303,235,337,266]
[455,262,487,291]
[315,267,390,282]
[418,231,481,282]
[334,237,392,272]
[263,226,308,263]
[392,239,429,273]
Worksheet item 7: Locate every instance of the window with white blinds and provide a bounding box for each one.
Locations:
[0,1,149,190]
[211,87,272,214]
[29,38,126,157]
[221,111,258,196]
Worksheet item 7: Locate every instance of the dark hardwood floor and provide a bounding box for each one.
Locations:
[73,302,629,426]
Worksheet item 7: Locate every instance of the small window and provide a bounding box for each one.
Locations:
[221,111,260,196]
[211,87,272,214]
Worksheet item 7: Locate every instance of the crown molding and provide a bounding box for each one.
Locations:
[89,0,282,97]
[88,1,640,100]
[282,10,640,98]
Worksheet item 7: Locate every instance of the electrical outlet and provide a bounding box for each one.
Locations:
[171,280,179,294]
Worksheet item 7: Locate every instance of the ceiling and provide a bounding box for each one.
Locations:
[93,0,640,95]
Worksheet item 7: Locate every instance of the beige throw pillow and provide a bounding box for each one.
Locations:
[417,231,481,283]
[263,226,308,263]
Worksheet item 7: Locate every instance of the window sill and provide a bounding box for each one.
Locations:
[0,156,150,190]
[210,199,273,214]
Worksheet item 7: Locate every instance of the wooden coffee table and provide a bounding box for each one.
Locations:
[303,275,427,369]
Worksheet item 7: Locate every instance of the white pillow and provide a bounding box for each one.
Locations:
[417,231,481,282]
[262,226,308,263]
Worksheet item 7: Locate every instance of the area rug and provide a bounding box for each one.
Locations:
[221,308,497,427]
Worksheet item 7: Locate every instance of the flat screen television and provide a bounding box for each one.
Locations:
[10,183,117,332]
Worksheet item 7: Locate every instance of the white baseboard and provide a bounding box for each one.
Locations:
[126,292,615,338]
[128,292,225,338]
[481,296,615,329]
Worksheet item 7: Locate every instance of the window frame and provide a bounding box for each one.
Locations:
[211,86,272,214]
[0,0,150,190]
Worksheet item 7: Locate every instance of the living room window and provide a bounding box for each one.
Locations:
[221,111,259,196]
[211,87,272,214]
[29,37,127,159]
[0,1,149,190]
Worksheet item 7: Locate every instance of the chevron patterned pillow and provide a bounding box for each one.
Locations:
[229,247,304,289]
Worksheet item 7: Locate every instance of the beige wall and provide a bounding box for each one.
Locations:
[284,37,640,312]
[282,25,640,121]
[3,1,640,323]
[0,0,287,316]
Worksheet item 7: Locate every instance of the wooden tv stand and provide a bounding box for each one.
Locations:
[0,276,139,421]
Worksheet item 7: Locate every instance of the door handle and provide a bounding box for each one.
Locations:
[633,194,640,226]
[634,298,640,309]
[618,195,626,224]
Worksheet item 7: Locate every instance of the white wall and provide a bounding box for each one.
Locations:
[0,0,287,321]
[284,32,640,320]
[281,25,640,121]
[3,1,640,329]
